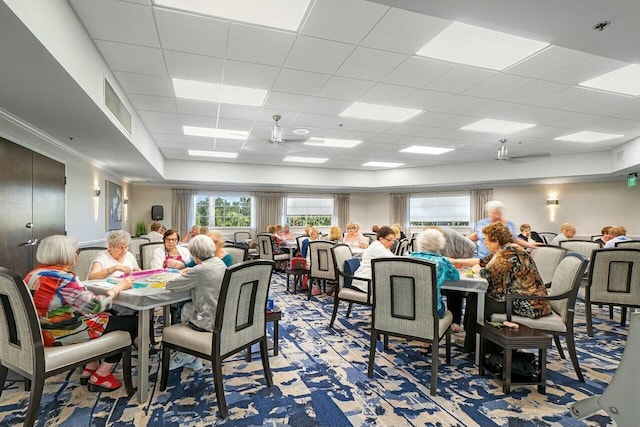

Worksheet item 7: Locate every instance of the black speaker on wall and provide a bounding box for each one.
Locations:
[151,205,164,221]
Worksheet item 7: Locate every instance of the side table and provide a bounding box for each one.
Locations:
[285,267,308,296]
[247,308,282,361]
[479,322,552,394]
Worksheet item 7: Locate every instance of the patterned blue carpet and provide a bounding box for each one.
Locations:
[0,272,626,426]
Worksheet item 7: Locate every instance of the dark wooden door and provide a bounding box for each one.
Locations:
[0,137,65,277]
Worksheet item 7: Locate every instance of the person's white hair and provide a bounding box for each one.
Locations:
[484,200,505,214]
[188,234,215,261]
[415,229,446,253]
[108,230,131,247]
[36,235,77,266]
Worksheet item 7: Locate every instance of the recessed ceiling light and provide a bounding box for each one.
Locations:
[400,146,454,155]
[153,0,311,31]
[416,21,549,71]
[579,64,640,96]
[461,118,536,134]
[291,128,310,135]
[340,102,422,123]
[283,156,328,164]
[173,78,267,107]
[554,131,623,143]
[304,138,362,148]
[188,150,238,159]
[183,126,248,140]
[362,161,405,168]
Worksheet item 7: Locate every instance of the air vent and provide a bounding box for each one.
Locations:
[104,79,131,135]
[616,150,625,162]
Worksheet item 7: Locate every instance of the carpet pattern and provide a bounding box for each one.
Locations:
[0,272,626,426]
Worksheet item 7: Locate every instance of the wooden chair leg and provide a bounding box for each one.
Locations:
[329,297,340,328]
[554,335,566,359]
[565,332,584,382]
[212,359,228,419]
[367,331,377,378]
[0,365,7,399]
[24,376,44,427]
[159,346,171,391]
[122,346,134,396]
[586,302,594,337]
[259,338,273,387]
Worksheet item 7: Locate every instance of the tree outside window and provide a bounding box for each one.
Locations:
[195,195,251,227]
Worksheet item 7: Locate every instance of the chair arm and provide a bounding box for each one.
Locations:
[338,270,372,300]
[505,292,570,321]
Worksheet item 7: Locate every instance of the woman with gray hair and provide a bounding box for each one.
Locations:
[409,229,460,318]
[165,234,227,370]
[88,230,140,280]
[24,235,136,392]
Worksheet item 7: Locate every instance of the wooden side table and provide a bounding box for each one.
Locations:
[285,267,309,296]
[479,322,552,394]
[247,308,282,361]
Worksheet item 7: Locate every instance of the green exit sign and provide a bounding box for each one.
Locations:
[628,174,637,188]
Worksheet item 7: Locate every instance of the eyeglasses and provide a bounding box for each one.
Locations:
[165,238,179,242]
[113,244,129,250]
[346,227,355,230]
[383,237,395,242]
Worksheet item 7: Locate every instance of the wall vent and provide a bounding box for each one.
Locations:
[104,79,131,135]
[616,150,625,162]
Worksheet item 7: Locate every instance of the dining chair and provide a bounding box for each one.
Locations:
[615,240,640,249]
[492,253,588,382]
[367,257,452,396]
[233,231,251,244]
[128,237,150,265]
[296,235,309,256]
[74,246,106,280]
[308,240,337,299]
[0,267,133,427]
[256,234,290,271]
[585,248,640,336]
[394,238,411,256]
[139,242,164,270]
[570,312,640,425]
[223,244,248,265]
[530,246,568,287]
[159,260,275,419]
[558,240,601,260]
[329,244,371,328]
[538,232,558,245]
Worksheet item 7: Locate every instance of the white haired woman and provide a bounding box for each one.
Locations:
[24,235,136,392]
[165,235,227,370]
[409,229,460,318]
[88,230,140,280]
[207,230,233,266]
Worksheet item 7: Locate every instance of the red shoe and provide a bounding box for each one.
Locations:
[312,286,321,296]
[88,372,122,392]
[79,367,96,385]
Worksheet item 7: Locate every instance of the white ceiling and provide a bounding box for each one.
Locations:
[1,0,639,190]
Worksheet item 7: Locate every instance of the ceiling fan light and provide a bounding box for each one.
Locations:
[271,123,282,143]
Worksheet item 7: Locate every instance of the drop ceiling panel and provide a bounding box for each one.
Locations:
[95,40,166,76]
[499,80,569,104]
[227,23,296,67]
[154,9,228,58]
[382,57,452,88]
[218,104,260,122]
[395,89,453,110]
[359,83,416,105]
[263,91,312,112]
[544,55,629,85]
[465,74,536,99]
[222,60,280,89]
[336,47,406,81]
[175,99,220,117]
[272,69,330,96]
[113,71,174,97]
[164,51,224,82]
[301,0,388,44]
[507,46,590,79]
[129,94,176,113]
[424,66,495,93]
[316,76,375,101]
[283,36,354,74]
[138,110,182,133]
[301,97,352,116]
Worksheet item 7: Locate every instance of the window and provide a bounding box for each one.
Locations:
[285,197,333,226]
[409,194,470,227]
[195,195,251,227]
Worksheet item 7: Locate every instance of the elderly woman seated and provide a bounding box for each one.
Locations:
[351,226,397,292]
[207,230,233,267]
[151,229,195,270]
[165,235,227,370]
[343,222,369,249]
[25,235,136,392]
[88,230,140,280]
[409,228,460,318]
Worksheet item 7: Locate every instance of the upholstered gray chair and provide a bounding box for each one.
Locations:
[0,267,133,427]
[558,240,601,260]
[394,238,411,256]
[538,232,558,245]
[233,231,251,244]
[585,248,640,336]
[367,257,453,396]
[308,240,337,299]
[296,235,309,255]
[74,246,106,280]
[615,240,640,249]
[139,242,164,270]
[223,244,248,265]
[570,312,640,425]
[256,234,290,271]
[329,244,371,328]
[492,253,588,381]
[159,260,275,419]
[128,237,150,265]
[530,246,568,286]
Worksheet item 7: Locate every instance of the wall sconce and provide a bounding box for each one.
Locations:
[93,186,101,197]
[123,198,129,205]
[546,199,559,205]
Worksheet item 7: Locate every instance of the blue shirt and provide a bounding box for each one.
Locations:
[475,218,517,258]
[408,252,460,318]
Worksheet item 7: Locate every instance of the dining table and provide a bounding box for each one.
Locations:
[85,272,190,403]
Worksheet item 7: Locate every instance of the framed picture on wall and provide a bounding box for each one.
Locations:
[106,179,123,231]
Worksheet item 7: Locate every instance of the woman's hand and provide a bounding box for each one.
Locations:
[114,264,133,275]
[472,264,482,274]
[166,258,185,269]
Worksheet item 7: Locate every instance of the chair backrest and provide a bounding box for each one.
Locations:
[331,244,354,291]
[371,257,439,341]
[224,245,248,265]
[213,260,274,358]
[538,232,558,244]
[530,246,568,286]
[615,240,640,249]
[74,247,106,280]
[234,231,251,244]
[547,253,588,322]
[395,238,410,256]
[128,237,150,264]
[588,248,640,307]
[140,242,165,270]
[296,235,309,254]
[256,234,275,260]
[0,267,43,379]
[309,240,337,281]
[558,240,601,260]
[363,233,376,244]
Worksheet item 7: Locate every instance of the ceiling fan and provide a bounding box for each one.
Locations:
[268,115,309,144]
[496,138,550,161]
